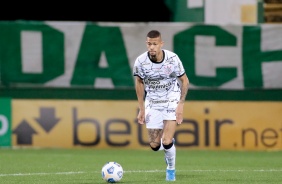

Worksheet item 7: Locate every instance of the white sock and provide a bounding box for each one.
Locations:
[164,144,176,170]
[158,138,164,151]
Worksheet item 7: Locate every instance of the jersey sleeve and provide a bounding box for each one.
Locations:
[133,58,144,79]
[174,54,185,77]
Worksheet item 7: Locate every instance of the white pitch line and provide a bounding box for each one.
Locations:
[0,171,85,177]
[1,169,282,177]
[124,169,282,173]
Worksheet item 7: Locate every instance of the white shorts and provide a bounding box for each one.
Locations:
[145,109,176,129]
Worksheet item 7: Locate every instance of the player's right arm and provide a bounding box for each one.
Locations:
[135,76,145,124]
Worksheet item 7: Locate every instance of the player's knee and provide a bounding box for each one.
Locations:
[162,138,174,145]
[163,141,173,150]
[150,145,161,151]
[150,143,161,151]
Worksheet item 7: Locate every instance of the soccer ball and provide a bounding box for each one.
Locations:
[101,161,123,183]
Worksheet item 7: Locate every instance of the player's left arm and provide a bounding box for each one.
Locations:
[176,73,189,124]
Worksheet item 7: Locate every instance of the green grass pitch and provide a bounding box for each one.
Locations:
[0,148,281,183]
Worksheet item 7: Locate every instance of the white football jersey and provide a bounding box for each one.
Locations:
[133,49,186,109]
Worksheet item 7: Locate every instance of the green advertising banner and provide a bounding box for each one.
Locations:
[0,21,281,90]
[165,0,264,23]
[0,98,11,147]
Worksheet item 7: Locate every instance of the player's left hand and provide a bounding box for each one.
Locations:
[176,102,184,124]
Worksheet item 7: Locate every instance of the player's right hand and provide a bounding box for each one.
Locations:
[137,110,145,124]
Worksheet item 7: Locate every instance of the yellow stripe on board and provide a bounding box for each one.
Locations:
[12,100,282,150]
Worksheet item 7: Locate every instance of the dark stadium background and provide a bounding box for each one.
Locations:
[0,0,171,22]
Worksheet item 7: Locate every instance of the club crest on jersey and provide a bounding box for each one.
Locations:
[164,66,172,75]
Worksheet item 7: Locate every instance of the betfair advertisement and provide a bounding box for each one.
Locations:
[12,100,282,150]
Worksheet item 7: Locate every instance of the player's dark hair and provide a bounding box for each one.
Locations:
[147,30,161,38]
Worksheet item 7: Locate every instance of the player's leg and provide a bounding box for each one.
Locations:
[148,129,163,151]
[163,120,177,181]
[163,120,177,168]
[145,109,164,151]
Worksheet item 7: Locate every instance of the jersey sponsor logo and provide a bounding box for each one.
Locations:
[150,100,169,104]
[147,80,160,85]
[134,66,138,74]
[166,109,175,113]
[149,82,173,89]
[142,62,151,65]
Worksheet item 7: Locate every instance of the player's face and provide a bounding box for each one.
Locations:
[146,37,163,58]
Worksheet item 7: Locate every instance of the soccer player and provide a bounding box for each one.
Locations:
[133,30,189,181]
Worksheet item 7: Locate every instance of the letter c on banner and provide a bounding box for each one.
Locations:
[0,115,8,135]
